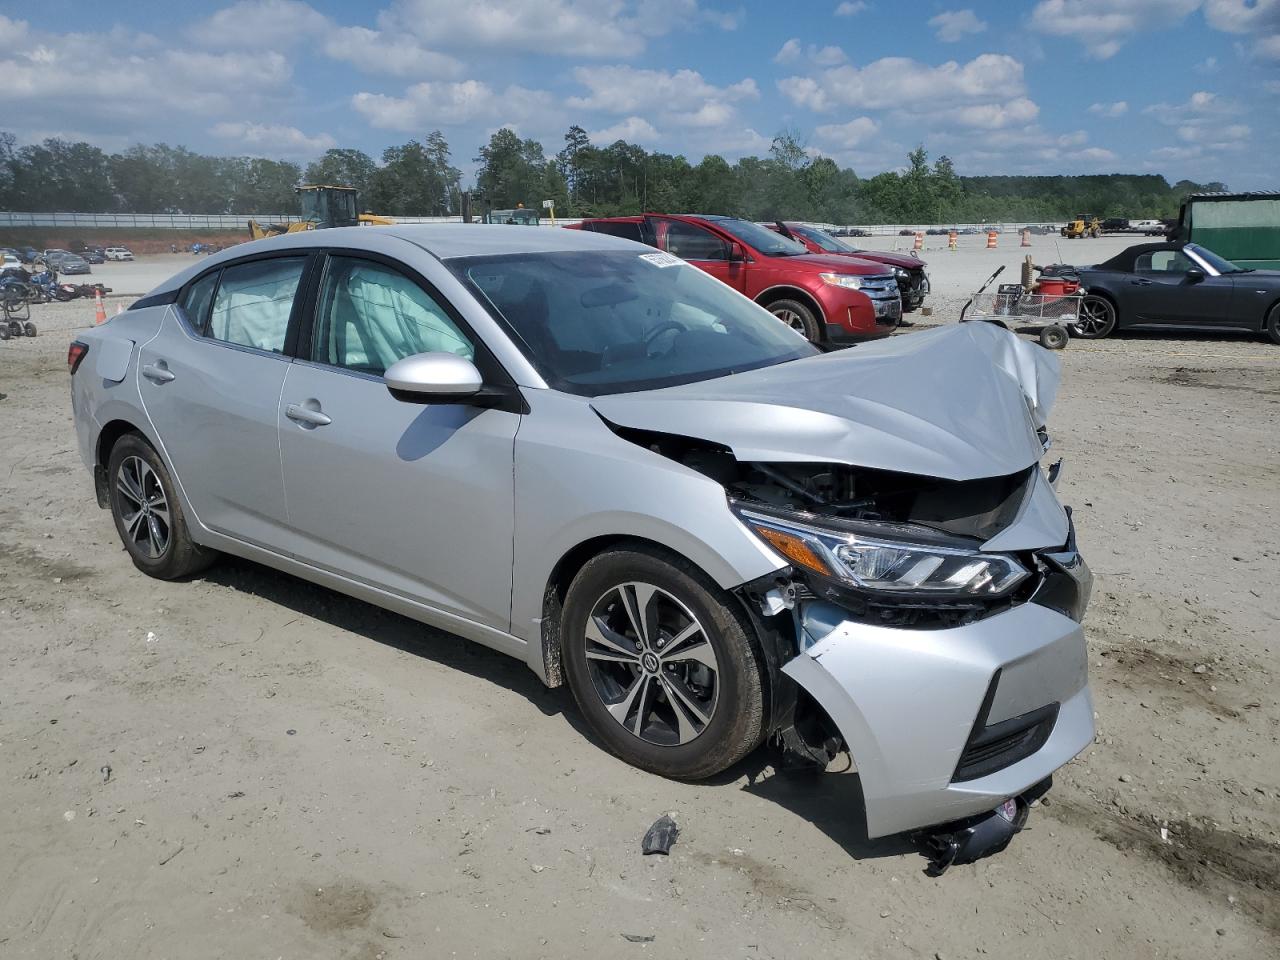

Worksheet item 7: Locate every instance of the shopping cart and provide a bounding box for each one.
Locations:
[959,266,1081,350]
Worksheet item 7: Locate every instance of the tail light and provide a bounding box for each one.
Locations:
[67,340,89,375]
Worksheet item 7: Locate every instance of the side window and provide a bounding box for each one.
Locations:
[312,257,474,375]
[660,221,728,261]
[178,270,219,333]
[1136,251,1192,273]
[207,257,306,352]
[590,221,644,243]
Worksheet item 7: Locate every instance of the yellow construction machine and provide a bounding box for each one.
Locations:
[248,185,394,241]
[1060,214,1101,239]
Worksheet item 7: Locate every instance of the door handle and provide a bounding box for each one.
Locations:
[141,362,175,383]
[285,402,332,427]
[1129,278,1153,286]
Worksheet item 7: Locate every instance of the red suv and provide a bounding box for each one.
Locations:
[769,222,930,313]
[571,214,901,344]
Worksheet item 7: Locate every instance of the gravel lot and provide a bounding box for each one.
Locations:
[1,244,1278,959]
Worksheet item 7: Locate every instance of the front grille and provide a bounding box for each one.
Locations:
[953,671,1059,782]
[859,275,899,299]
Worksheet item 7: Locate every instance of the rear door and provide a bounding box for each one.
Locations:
[275,252,520,631]
[644,216,746,293]
[1129,249,1233,325]
[137,254,311,548]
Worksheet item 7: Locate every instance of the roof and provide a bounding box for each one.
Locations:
[1092,241,1179,272]
[1186,191,1280,201]
[382,223,638,258]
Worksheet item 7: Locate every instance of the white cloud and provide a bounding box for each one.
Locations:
[210,121,335,155]
[321,26,463,78]
[951,96,1039,129]
[778,53,1026,112]
[383,0,736,58]
[1193,55,1219,74]
[1087,100,1128,117]
[1029,0,1200,59]
[814,116,879,148]
[352,80,557,130]
[188,0,328,49]
[1177,122,1250,143]
[568,65,758,114]
[835,1,867,14]
[1256,32,1280,59]
[1143,90,1242,124]
[1202,0,1279,34]
[774,39,801,63]
[589,116,662,143]
[928,9,987,42]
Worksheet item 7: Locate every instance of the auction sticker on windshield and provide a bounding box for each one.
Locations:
[639,252,683,268]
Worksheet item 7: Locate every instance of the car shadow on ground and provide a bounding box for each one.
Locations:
[203,555,920,865]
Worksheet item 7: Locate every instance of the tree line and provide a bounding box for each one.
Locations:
[0,127,1223,224]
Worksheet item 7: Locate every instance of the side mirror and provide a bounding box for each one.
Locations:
[1185,267,1205,283]
[384,352,483,404]
[728,242,746,262]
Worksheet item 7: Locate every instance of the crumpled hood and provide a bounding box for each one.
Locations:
[591,322,1060,482]
[841,249,924,270]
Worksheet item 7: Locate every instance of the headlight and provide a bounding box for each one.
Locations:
[819,272,863,290]
[735,505,1029,598]
[892,267,908,278]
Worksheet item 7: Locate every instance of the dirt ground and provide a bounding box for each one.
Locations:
[1,272,1278,959]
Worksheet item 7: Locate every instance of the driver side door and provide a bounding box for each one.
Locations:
[1129,249,1233,326]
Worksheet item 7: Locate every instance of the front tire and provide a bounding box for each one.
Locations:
[107,433,215,579]
[766,298,821,343]
[561,546,767,780]
[1265,304,1280,345]
[1074,295,1117,339]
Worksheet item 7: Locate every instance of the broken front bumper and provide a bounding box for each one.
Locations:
[783,599,1093,838]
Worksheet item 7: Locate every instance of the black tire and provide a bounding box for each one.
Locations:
[766,298,822,343]
[23,321,36,337]
[1074,295,1117,339]
[0,324,9,341]
[1265,304,1280,346]
[7,320,20,338]
[561,545,767,780]
[107,433,215,580]
[1039,324,1069,350]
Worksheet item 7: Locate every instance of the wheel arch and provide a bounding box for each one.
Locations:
[754,286,826,334]
[94,418,152,508]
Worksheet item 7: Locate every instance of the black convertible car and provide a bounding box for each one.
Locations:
[1073,242,1280,344]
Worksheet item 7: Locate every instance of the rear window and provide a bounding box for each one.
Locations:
[587,221,645,243]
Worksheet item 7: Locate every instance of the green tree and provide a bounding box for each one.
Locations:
[369,133,461,216]
[475,128,549,210]
[304,148,377,202]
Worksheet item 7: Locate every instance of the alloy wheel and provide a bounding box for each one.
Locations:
[773,308,807,333]
[584,582,720,746]
[116,455,171,559]
[1074,297,1115,338]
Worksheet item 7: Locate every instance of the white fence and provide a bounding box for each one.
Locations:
[0,211,1063,235]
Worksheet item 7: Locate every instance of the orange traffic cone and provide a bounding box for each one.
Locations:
[913,231,924,251]
[948,231,958,251]
[94,289,107,324]
[986,230,998,249]
[1021,229,1031,247]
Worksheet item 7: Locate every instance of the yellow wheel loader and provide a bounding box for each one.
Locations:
[248,185,394,241]
[1060,214,1101,239]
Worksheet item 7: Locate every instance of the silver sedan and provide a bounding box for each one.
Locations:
[69,225,1092,864]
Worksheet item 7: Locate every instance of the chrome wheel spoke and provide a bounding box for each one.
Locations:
[662,639,717,669]
[116,456,169,558]
[123,506,146,540]
[630,675,655,737]
[145,514,166,557]
[585,616,639,660]
[607,672,647,727]
[116,466,144,508]
[620,583,657,649]
[659,676,704,744]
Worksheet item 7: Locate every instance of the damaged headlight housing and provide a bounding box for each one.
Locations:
[735,505,1029,598]
[819,272,864,290]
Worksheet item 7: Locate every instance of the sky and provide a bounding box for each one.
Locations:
[1,0,1277,188]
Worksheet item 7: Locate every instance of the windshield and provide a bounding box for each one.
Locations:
[453,250,817,396]
[791,224,854,253]
[1187,243,1247,274]
[714,218,807,257]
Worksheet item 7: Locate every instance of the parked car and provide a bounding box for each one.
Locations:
[81,248,106,264]
[69,224,1094,857]
[573,214,900,343]
[1100,218,1130,234]
[1,253,22,271]
[898,229,915,236]
[54,254,91,275]
[767,222,930,312]
[18,247,39,263]
[105,247,135,261]
[1073,241,1280,343]
[846,228,872,237]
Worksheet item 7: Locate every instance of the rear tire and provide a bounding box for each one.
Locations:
[561,546,767,781]
[1074,295,1117,339]
[1266,304,1280,346]
[23,321,36,337]
[107,433,215,580]
[766,298,821,343]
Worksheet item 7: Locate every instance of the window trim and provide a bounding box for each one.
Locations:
[173,250,318,360]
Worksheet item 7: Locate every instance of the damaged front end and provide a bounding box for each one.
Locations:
[591,323,1094,857]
